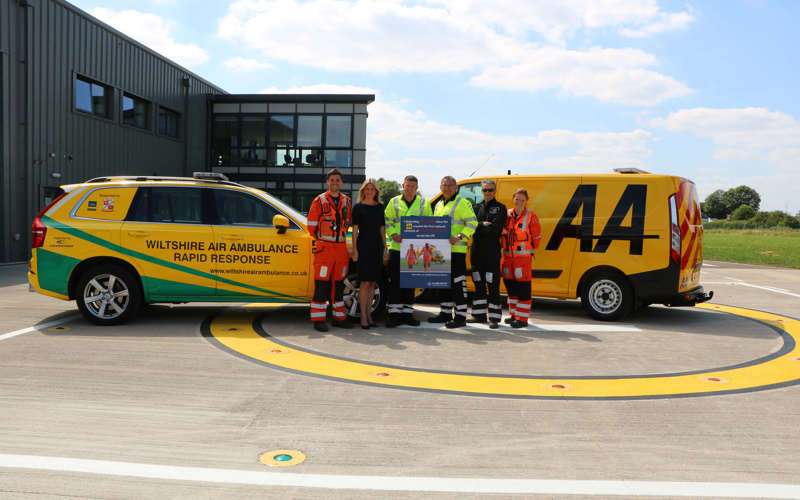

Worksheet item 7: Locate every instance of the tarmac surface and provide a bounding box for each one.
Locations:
[1,260,799,499]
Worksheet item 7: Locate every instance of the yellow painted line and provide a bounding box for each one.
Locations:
[207,303,800,399]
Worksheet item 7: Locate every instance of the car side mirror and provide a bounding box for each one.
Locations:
[273,214,290,234]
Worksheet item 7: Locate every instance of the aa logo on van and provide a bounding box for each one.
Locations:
[546,184,659,255]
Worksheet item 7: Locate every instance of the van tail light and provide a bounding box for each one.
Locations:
[669,194,681,264]
[31,192,66,249]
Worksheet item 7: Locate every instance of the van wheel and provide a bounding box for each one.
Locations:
[581,271,633,321]
[342,273,387,320]
[76,264,141,325]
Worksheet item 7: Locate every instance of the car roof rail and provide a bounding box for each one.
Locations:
[84,174,244,187]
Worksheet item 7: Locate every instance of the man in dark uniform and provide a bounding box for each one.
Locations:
[469,179,507,329]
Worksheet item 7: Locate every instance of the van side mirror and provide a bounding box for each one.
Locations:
[273,214,290,234]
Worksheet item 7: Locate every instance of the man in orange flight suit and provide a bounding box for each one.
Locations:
[501,188,542,328]
[307,168,354,332]
[405,244,417,269]
[421,243,433,271]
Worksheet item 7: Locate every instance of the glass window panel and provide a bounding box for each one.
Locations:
[297,115,322,146]
[91,83,107,117]
[158,108,179,138]
[213,190,279,227]
[324,149,352,167]
[270,189,294,206]
[270,115,294,145]
[213,116,238,156]
[457,182,483,208]
[142,188,203,223]
[300,148,323,167]
[238,148,266,164]
[271,147,296,167]
[325,115,351,147]
[75,78,92,113]
[123,95,148,129]
[241,116,266,147]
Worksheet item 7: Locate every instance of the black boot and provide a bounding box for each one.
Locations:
[428,313,452,323]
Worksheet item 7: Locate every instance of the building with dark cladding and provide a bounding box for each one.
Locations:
[1,0,372,263]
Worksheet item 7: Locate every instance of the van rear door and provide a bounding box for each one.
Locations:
[675,179,703,292]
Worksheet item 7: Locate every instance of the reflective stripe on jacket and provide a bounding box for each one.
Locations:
[307,191,351,243]
[433,195,478,254]
[384,194,432,251]
[502,207,541,256]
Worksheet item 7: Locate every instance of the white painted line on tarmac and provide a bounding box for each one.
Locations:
[703,262,718,267]
[1,453,799,497]
[0,315,79,342]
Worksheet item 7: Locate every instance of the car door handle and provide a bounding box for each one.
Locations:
[221,234,244,240]
[127,231,151,237]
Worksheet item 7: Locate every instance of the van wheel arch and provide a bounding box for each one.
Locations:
[578,266,634,321]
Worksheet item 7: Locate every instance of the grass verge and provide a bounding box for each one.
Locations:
[703,229,800,268]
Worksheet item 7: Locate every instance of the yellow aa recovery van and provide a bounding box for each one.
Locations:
[28,173,374,325]
[442,169,711,320]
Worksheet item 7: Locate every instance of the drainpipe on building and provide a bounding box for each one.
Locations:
[182,77,190,176]
[20,0,35,262]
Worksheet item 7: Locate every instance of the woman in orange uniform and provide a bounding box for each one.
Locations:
[501,188,542,328]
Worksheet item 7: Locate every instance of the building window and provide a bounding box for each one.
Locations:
[270,115,294,145]
[75,75,111,118]
[325,149,352,167]
[325,115,351,147]
[122,93,149,129]
[297,115,322,146]
[158,107,179,138]
[240,116,266,164]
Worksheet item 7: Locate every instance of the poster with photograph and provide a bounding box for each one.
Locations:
[399,216,451,289]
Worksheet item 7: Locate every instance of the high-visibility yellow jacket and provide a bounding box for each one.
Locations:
[433,195,478,254]
[384,194,433,251]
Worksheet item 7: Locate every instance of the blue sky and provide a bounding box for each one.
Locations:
[70,0,800,213]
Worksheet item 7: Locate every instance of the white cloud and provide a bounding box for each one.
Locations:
[223,56,275,71]
[441,0,695,43]
[651,108,800,212]
[650,107,800,162]
[217,0,692,106]
[91,8,208,67]
[467,47,692,106]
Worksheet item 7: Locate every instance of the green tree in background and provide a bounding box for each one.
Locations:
[731,205,756,220]
[703,190,728,219]
[376,178,401,202]
[723,185,761,213]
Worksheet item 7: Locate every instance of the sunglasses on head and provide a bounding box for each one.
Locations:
[482,188,495,192]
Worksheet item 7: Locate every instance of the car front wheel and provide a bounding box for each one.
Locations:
[76,264,141,325]
[342,273,387,320]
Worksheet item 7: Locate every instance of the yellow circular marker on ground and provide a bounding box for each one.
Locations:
[259,449,306,467]
[203,303,800,400]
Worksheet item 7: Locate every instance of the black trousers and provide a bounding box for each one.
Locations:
[439,252,467,319]
[471,246,502,322]
[387,249,415,318]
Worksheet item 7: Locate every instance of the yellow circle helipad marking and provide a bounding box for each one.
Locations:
[207,303,800,399]
[259,449,306,467]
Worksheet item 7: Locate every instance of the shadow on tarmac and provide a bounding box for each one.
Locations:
[38,305,233,337]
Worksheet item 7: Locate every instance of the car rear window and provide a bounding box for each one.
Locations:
[127,187,203,224]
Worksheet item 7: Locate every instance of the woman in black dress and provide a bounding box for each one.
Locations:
[351,178,387,329]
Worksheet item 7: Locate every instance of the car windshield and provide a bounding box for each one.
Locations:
[250,187,307,225]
